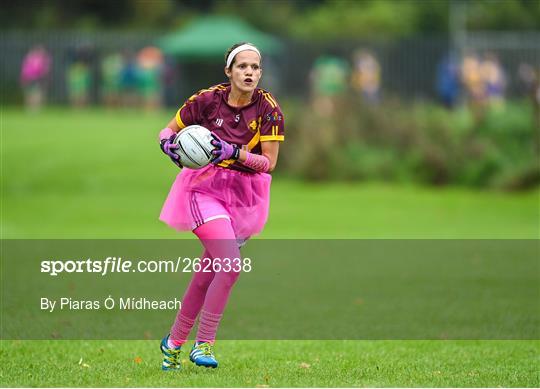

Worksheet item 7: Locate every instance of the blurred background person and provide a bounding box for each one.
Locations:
[100,51,123,108]
[19,44,51,112]
[518,63,539,102]
[309,54,349,117]
[137,46,164,111]
[161,57,179,108]
[436,52,460,109]
[66,50,92,108]
[461,51,486,124]
[480,52,506,110]
[518,63,540,150]
[119,50,140,108]
[351,49,381,105]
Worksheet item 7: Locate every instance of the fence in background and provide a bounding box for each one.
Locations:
[1,30,539,105]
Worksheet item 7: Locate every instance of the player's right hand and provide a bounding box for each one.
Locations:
[160,135,183,168]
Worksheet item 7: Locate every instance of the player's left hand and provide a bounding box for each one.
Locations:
[211,134,239,164]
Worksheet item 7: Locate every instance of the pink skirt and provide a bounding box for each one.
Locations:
[159,164,272,239]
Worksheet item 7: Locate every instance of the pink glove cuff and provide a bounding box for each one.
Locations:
[244,153,271,173]
[159,127,175,142]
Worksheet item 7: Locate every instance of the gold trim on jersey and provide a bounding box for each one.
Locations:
[217,159,235,168]
[258,89,277,108]
[197,84,227,96]
[263,94,276,108]
[176,105,187,129]
[247,131,261,150]
[265,93,278,108]
[267,124,283,137]
[260,135,284,142]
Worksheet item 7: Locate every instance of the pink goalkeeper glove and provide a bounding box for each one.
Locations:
[210,134,240,164]
[159,128,182,168]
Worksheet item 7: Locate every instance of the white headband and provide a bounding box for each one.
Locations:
[226,44,261,68]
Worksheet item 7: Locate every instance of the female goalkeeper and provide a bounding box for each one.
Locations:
[158,42,284,370]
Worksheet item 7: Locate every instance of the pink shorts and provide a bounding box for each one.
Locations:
[187,191,231,229]
[159,164,272,239]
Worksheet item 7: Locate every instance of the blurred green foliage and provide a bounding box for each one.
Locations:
[3,107,538,239]
[284,98,540,189]
[467,0,540,31]
[287,0,444,40]
[2,0,540,38]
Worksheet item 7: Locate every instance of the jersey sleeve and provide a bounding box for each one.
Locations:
[175,89,214,129]
[259,92,285,142]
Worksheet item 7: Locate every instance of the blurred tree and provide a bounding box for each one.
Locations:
[415,0,451,35]
[127,0,176,28]
[1,0,130,29]
[288,0,420,40]
[211,0,304,36]
[1,0,176,29]
[2,0,539,33]
[466,0,540,31]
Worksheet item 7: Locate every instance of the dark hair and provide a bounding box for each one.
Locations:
[224,42,261,69]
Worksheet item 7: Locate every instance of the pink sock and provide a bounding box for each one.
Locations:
[169,249,215,346]
[168,314,194,347]
[193,218,242,342]
[197,310,223,343]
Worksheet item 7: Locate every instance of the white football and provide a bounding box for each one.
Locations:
[173,125,214,169]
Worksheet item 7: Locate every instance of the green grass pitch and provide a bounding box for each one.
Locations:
[1,108,539,387]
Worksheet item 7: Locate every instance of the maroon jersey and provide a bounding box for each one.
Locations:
[175,83,284,172]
